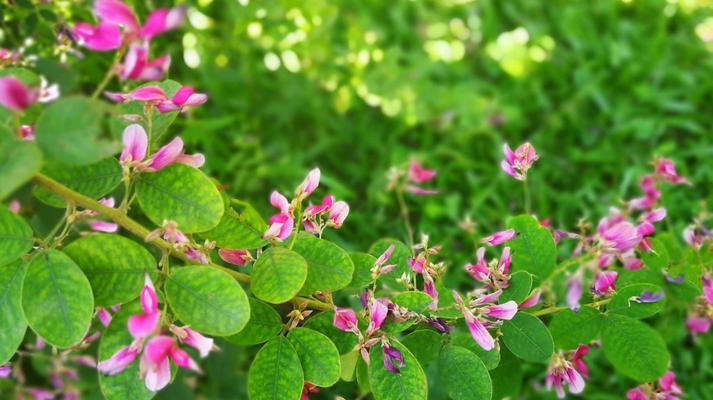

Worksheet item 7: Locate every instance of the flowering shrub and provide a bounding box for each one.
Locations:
[0,2,710,400]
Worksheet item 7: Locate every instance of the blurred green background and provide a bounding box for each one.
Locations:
[4,0,713,398]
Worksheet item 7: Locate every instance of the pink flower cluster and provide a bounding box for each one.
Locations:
[146,220,212,265]
[408,238,445,309]
[120,124,205,171]
[627,371,682,400]
[97,274,216,391]
[501,142,539,181]
[106,85,208,114]
[685,274,713,335]
[545,345,589,398]
[387,160,438,195]
[73,0,186,81]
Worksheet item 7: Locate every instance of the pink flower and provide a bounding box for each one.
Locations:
[128,274,160,338]
[303,195,333,217]
[626,388,648,400]
[332,307,358,333]
[593,271,618,295]
[703,274,713,305]
[408,160,437,183]
[106,86,167,103]
[94,0,140,32]
[120,124,148,163]
[97,307,113,327]
[87,197,119,233]
[497,247,511,274]
[519,289,542,309]
[642,208,667,223]
[465,247,489,282]
[119,125,205,171]
[328,201,349,227]
[654,158,689,185]
[263,213,294,241]
[483,301,518,320]
[97,342,141,375]
[270,191,290,214]
[567,275,583,311]
[296,168,320,198]
[156,86,208,113]
[481,229,516,246]
[453,291,495,351]
[571,344,590,378]
[0,363,11,378]
[600,221,641,252]
[119,43,171,81]
[72,21,122,51]
[546,365,585,398]
[0,77,39,111]
[366,298,389,335]
[141,335,201,391]
[140,7,187,40]
[408,256,426,274]
[170,325,217,358]
[218,249,251,266]
[501,142,539,181]
[381,344,405,374]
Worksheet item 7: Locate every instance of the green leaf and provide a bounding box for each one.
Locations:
[287,327,341,387]
[247,336,304,400]
[0,261,28,363]
[341,351,359,382]
[438,345,492,400]
[227,297,282,346]
[501,312,554,362]
[601,314,669,382]
[22,250,94,348]
[391,291,433,314]
[136,163,225,233]
[304,311,359,355]
[608,283,665,319]
[111,80,181,146]
[356,358,371,394]
[98,302,154,400]
[251,247,307,304]
[369,239,411,289]
[641,238,669,271]
[490,347,522,400]
[0,67,40,85]
[200,207,267,250]
[166,266,250,336]
[63,234,157,306]
[500,271,533,303]
[401,330,443,366]
[33,157,122,208]
[0,207,33,266]
[347,252,376,289]
[507,215,556,281]
[292,232,354,295]
[450,334,501,370]
[368,340,427,400]
[0,139,42,200]
[35,96,116,165]
[548,306,603,350]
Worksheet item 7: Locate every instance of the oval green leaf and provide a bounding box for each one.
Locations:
[292,232,354,295]
[347,252,376,289]
[227,297,282,346]
[501,312,554,362]
[548,306,603,350]
[200,207,267,250]
[0,207,33,266]
[251,247,307,304]
[0,139,42,200]
[136,163,224,233]
[392,291,433,314]
[368,340,427,400]
[0,260,28,363]
[247,336,304,400]
[287,327,341,387]
[439,345,492,400]
[35,96,117,165]
[22,250,94,348]
[601,314,669,382]
[608,283,665,319]
[166,266,250,336]
[507,215,557,281]
[401,330,443,367]
[64,234,157,306]
[33,157,122,208]
[303,311,359,355]
[500,271,533,304]
[451,334,501,370]
[98,302,154,400]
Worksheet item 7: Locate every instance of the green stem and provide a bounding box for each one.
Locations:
[395,187,415,253]
[531,298,611,317]
[32,173,332,311]
[523,179,531,215]
[91,47,125,99]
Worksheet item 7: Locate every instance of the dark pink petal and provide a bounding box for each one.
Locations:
[218,249,250,266]
[519,290,542,309]
[593,271,618,295]
[0,77,38,111]
[374,244,394,267]
[171,86,195,105]
[686,316,711,335]
[169,347,201,373]
[73,22,122,51]
[129,86,167,102]
[502,143,516,164]
[626,388,648,400]
[89,220,119,233]
[481,229,516,246]
[296,168,320,197]
[143,335,175,364]
[140,6,186,39]
[128,311,160,339]
[104,91,127,102]
[181,327,215,358]
[148,137,184,170]
[97,346,138,375]
[408,160,437,183]
[366,298,388,334]
[465,313,494,351]
[94,0,140,32]
[156,100,180,113]
[137,55,171,81]
[332,306,358,332]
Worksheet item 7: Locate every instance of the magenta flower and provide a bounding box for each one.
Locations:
[381,344,405,374]
[72,21,122,51]
[366,298,389,336]
[97,307,114,327]
[169,325,217,358]
[627,370,683,400]
[686,317,711,335]
[128,274,160,338]
[599,221,641,252]
[465,247,489,282]
[328,201,349,227]
[86,197,119,233]
[263,191,294,240]
[107,85,207,114]
[97,342,142,375]
[119,43,171,81]
[501,142,539,181]
[140,335,200,391]
[119,124,205,171]
[654,158,689,185]
[0,363,11,378]
[593,271,618,295]
[156,86,208,113]
[453,291,501,351]
[519,289,542,309]
[0,76,39,111]
[481,229,516,246]
[218,249,251,266]
[566,275,583,311]
[332,306,358,333]
[545,346,588,398]
[483,301,518,320]
[304,195,333,218]
[295,168,321,198]
[408,160,437,183]
[703,274,713,304]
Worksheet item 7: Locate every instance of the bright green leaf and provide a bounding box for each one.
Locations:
[368,340,427,400]
[200,207,267,250]
[450,334,501,370]
[227,297,282,346]
[251,247,307,304]
[500,270,533,303]
[508,215,556,281]
[601,314,669,382]
[0,260,28,363]
[247,336,304,400]
[0,207,33,266]
[369,239,411,289]
[0,139,42,200]
[292,232,354,295]
[391,291,433,314]
[22,250,94,348]
[438,345,492,400]
[501,312,554,362]
[166,266,250,336]
[347,252,376,289]
[401,329,442,366]
[304,311,358,355]
[136,163,224,233]
[608,283,665,319]
[548,306,603,350]
[33,157,122,208]
[287,327,341,387]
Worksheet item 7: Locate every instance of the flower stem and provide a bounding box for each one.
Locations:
[523,179,531,215]
[91,47,125,99]
[32,173,332,311]
[531,298,611,317]
[395,187,415,253]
